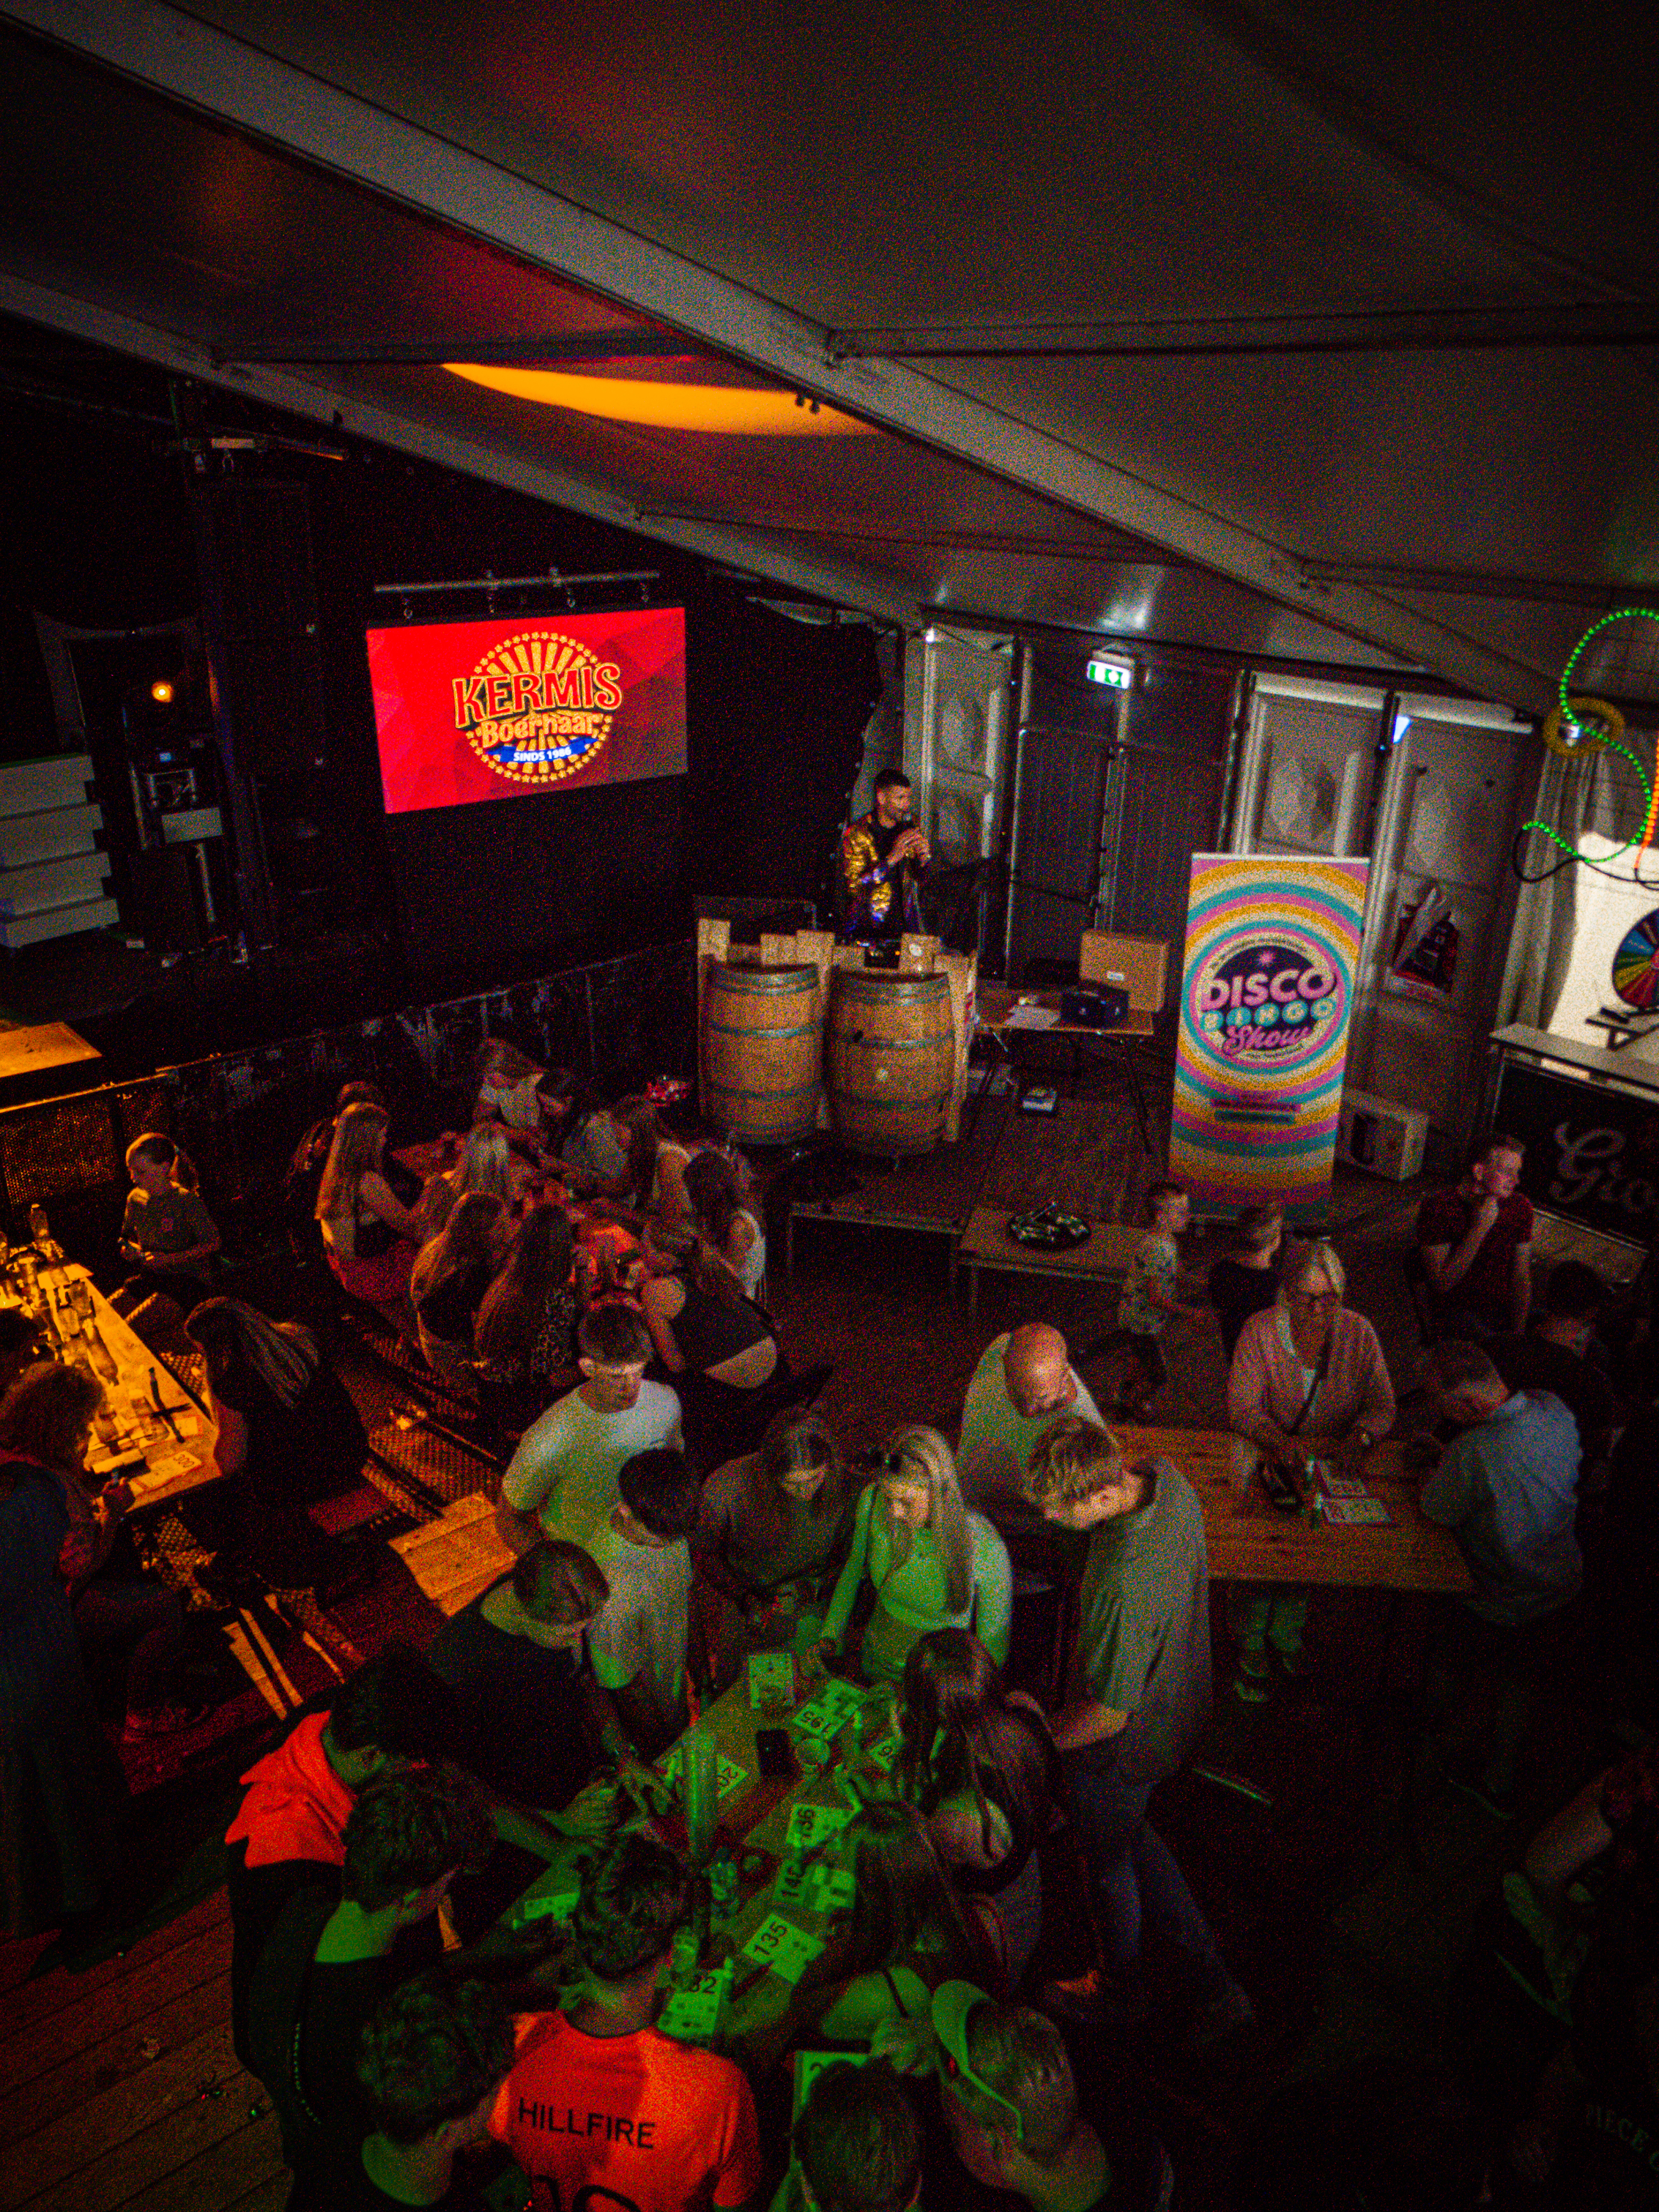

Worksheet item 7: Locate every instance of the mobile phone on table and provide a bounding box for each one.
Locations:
[755,1728,795,1782]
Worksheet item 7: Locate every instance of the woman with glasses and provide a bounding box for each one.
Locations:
[819,1428,1012,1684]
[1225,1237,1395,1698]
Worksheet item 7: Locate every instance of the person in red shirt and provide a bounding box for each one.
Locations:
[1417,1134,1534,1339]
[491,1834,762,2212]
[225,1647,455,2065]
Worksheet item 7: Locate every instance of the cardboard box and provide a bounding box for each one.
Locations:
[1080,932,1168,1011]
[1337,1089,1429,1181]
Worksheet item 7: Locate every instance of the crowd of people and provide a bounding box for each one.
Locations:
[305,1048,792,1469]
[3,1057,1656,2209]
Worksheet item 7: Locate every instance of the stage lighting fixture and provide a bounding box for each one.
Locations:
[150,679,176,705]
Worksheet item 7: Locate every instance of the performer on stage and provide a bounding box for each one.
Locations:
[838,770,930,943]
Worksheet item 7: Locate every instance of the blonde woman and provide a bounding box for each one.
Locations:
[412,1192,507,1388]
[1226,1236,1395,1697]
[819,1426,1012,1682]
[315,1102,423,1320]
[413,1125,518,1242]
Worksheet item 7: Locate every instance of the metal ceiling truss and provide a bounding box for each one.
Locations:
[827,301,1659,363]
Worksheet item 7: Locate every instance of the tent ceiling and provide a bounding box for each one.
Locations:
[2,1,1655,708]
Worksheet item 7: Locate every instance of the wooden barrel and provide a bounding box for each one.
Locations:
[827,970,954,1154]
[702,962,822,1145]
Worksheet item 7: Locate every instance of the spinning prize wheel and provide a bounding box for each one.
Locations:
[1612,909,1659,1012]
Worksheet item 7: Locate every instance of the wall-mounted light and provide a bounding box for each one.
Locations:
[150,679,175,705]
[442,362,873,437]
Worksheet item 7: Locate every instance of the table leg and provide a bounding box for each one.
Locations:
[963,1031,1005,1143]
[1124,1042,1154,1154]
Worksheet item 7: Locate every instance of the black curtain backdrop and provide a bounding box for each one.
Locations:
[383,588,882,995]
[685,594,882,920]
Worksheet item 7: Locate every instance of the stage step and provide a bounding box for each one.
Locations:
[0,849,112,918]
[0,897,121,950]
[0,752,97,816]
[0,801,103,870]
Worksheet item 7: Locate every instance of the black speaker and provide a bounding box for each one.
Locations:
[127,844,204,956]
[200,482,327,776]
[1058,984,1130,1028]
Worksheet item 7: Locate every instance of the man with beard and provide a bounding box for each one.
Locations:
[839,771,930,944]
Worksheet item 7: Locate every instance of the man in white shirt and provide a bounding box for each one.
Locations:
[587,1449,701,1756]
[495,1307,682,1554]
[957,1323,1105,1523]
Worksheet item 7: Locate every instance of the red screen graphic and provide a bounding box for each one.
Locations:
[368,607,687,815]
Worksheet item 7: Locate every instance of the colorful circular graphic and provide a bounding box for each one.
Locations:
[458,626,623,785]
[1613,909,1659,1011]
[1182,922,1351,1082]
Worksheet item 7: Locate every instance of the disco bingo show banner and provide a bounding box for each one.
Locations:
[368,606,687,815]
[1170,854,1370,1224]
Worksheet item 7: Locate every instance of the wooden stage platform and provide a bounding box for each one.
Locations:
[783,1092,1013,1269]
[785,1080,1171,1307]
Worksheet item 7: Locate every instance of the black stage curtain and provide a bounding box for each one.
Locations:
[686,594,883,921]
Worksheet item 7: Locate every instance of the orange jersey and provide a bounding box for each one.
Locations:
[224,1712,353,1868]
[492,2010,761,2212]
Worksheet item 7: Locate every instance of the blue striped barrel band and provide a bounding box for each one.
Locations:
[833,1033,949,1050]
[706,1020,819,1041]
[833,1091,947,1111]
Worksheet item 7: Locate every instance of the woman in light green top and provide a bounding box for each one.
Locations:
[819,1427,1012,1684]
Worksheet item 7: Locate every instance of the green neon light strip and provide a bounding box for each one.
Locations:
[1516,606,1658,869]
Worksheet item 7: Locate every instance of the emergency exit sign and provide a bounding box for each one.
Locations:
[1085,658,1133,689]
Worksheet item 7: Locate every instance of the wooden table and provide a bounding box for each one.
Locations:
[1,1255,219,1508]
[393,1493,516,1615]
[1116,1424,1473,1593]
[975,985,1160,1148]
[508,1666,894,2055]
[954,1209,1143,1318]
[949,1093,1151,1315]
[0,1020,103,1104]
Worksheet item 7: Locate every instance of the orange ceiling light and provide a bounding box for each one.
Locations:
[442,361,873,436]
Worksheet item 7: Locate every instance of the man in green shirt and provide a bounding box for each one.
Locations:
[1023,1415,1250,2046]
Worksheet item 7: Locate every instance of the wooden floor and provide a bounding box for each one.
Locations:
[0,1892,285,2212]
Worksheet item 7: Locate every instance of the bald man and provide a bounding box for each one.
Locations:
[957,1324,1105,1521]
